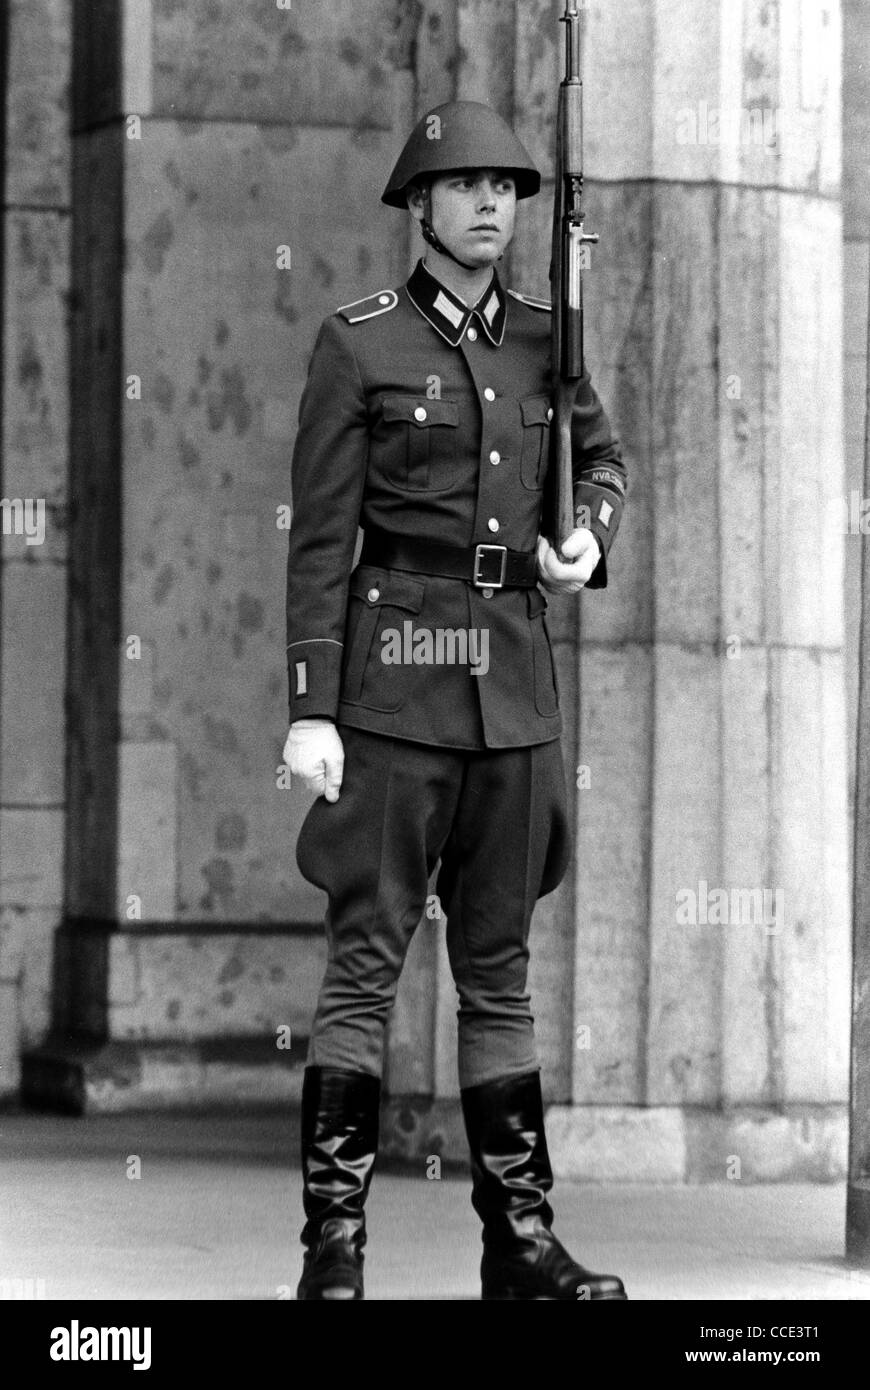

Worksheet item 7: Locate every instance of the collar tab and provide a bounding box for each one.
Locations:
[406,260,507,347]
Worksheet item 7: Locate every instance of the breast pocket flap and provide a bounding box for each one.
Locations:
[381,396,459,429]
[520,395,552,427]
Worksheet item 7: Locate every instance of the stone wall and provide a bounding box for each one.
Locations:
[0,0,71,1099]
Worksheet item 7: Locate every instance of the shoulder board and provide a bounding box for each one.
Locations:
[336,290,399,324]
[507,289,552,312]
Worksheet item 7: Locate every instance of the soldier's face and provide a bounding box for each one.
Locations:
[412,169,517,267]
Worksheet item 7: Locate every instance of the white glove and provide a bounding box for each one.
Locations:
[536,528,601,594]
[284,719,344,802]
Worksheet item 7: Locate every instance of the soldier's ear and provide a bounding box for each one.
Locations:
[405,182,426,221]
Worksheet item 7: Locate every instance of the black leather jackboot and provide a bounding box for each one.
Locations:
[296,1065,381,1301]
[460,1069,628,1300]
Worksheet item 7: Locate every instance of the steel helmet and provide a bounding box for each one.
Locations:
[381,101,540,208]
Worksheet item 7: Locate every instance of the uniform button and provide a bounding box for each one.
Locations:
[467,326,478,342]
[484,387,496,402]
[487,518,499,533]
[489,450,501,465]
[367,588,380,602]
[547,406,554,421]
[378,295,391,306]
[481,587,494,598]
[414,406,427,422]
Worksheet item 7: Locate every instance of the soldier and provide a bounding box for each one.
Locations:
[284,101,628,1301]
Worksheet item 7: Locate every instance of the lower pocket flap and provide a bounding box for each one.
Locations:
[349,566,425,613]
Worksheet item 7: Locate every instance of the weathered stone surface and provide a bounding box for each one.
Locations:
[22,1037,306,1113]
[104,930,325,1042]
[1,212,70,553]
[414,0,459,115]
[775,0,841,197]
[547,1103,687,1183]
[776,194,844,650]
[586,0,839,195]
[379,1093,468,1166]
[0,811,64,909]
[0,979,21,1099]
[118,122,401,924]
[456,0,515,113]
[685,1106,849,1183]
[584,0,654,181]
[0,3,72,1099]
[546,1103,848,1183]
[0,564,67,803]
[573,644,653,1103]
[718,187,778,649]
[650,187,721,647]
[647,647,722,1105]
[0,907,57,1050]
[513,0,559,176]
[151,0,396,126]
[842,236,869,803]
[847,0,870,1209]
[117,742,177,923]
[6,0,71,206]
[0,904,55,1098]
[584,183,654,647]
[775,647,850,1103]
[720,646,776,1103]
[0,907,24,1100]
[843,0,870,233]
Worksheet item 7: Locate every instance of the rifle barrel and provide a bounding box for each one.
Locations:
[551,1,595,551]
[563,6,581,81]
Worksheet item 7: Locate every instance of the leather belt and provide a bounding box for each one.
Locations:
[360,527,538,590]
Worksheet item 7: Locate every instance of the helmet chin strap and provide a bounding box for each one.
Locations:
[420,184,501,272]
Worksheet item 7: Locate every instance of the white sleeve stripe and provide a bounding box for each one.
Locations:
[286,638,344,650]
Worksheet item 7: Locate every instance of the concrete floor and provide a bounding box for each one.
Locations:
[1,1112,869,1301]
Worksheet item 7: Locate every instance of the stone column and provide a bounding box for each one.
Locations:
[541,0,850,1181]
[842,0,869,792]
[843,0,870,1262]
[23,0,407,1110]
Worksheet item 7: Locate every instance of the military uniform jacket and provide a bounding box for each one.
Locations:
[286,258,627,750]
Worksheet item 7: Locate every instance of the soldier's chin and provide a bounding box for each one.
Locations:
[457,239,504,267]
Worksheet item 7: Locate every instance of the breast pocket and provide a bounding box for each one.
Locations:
[375,395,460,491]
[527,586,560,716]
[341,566,426,711]
[519,395,552,490]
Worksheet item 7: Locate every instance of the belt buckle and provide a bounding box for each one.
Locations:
[473,544,507,589]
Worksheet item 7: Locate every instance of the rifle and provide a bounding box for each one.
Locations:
[550,2,598,557]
